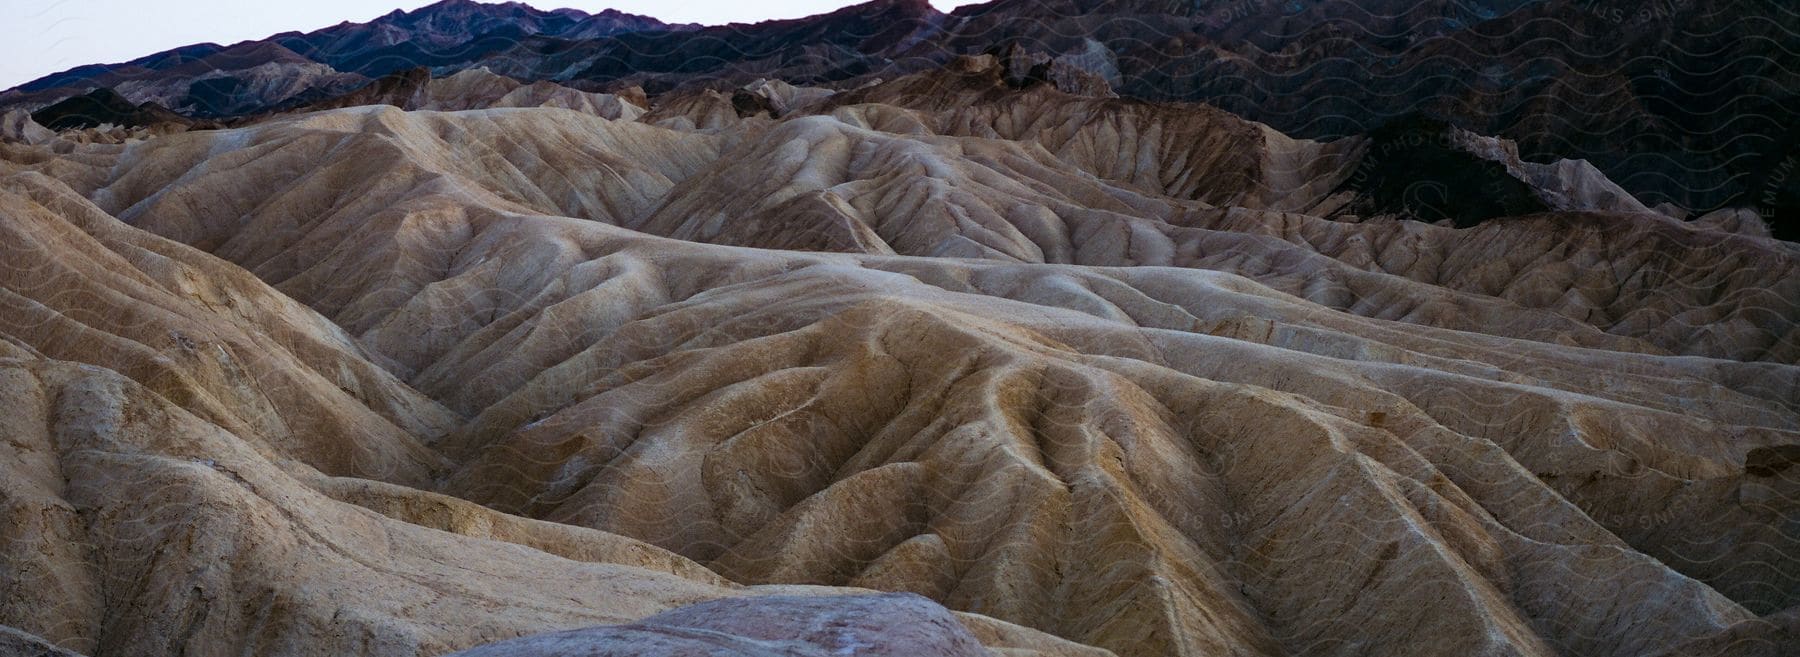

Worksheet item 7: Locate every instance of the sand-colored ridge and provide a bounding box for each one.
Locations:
[0,65,1794,657]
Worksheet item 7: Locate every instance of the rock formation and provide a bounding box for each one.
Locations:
[0,110,54,145]
[2,72,1795,655]
[0,5,1794,657]
[444,593,1086,657]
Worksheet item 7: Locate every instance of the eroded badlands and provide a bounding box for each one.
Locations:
[0,58,1795,657]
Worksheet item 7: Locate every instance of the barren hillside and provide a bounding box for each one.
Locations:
[0,12,1795,657]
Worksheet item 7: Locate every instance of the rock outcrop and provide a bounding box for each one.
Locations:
[1321,116,1655,226]
[0,110,54,144]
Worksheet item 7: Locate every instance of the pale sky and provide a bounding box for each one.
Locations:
[0,1,988,90]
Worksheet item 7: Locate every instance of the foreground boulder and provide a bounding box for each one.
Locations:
[0,626,85,657]
[446,594,989,657]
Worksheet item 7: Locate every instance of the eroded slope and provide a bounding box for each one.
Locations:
[0,85,1795,657]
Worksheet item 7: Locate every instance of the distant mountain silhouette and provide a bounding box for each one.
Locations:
[3,0,1795,225]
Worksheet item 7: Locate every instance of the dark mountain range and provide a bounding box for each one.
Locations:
[3,0,1795,232]
[26,88,197,131]
[269,0,685,79]
[0,0,681,117]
